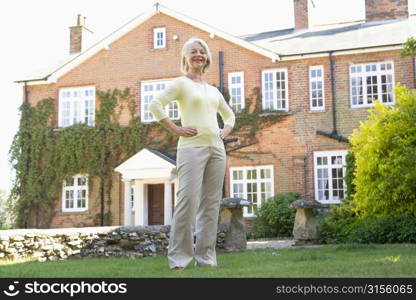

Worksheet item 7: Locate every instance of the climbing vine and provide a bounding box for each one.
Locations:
[9,88,162,228]
[9,85,286,228]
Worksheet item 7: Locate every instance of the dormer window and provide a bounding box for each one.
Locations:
[153,27,166,49]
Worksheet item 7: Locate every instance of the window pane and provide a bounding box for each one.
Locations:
[78,177,87,186]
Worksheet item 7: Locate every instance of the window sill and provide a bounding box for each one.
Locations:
[60,210,90,215]
[350,102,396,109]
[258,110,292,117]
[315,200,341,205]
[309,109,326,113]
[151,47,168,51]
[54,125,95,131]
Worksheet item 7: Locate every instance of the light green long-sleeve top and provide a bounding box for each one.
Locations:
[149,76,235,149]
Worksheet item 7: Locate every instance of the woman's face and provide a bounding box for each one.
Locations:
[185,42,208,72]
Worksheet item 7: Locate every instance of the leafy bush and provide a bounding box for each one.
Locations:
[252,192,299,238]
[344,151,356,201]
[318,213,416,244]
[350,85,416,216]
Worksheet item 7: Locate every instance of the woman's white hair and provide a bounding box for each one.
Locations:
[180,37,212,74]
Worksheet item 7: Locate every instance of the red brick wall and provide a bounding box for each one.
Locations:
[25,12,415,228]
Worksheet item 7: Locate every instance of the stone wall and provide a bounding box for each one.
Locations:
[0,226,228,262]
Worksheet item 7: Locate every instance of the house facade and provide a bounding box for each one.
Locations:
[17,0,416,229]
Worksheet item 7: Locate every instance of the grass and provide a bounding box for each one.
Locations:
[0,244,415,278]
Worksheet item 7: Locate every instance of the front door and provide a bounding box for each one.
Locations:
[148,184,164,225]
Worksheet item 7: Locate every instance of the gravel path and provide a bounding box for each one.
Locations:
[247,239,326,250]
[247,239,295,249]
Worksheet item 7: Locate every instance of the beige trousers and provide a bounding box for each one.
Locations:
[168,146,226,269]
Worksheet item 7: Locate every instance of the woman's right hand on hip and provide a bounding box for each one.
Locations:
[174,126,198,137]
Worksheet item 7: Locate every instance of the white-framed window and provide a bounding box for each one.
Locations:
[262,68,289,111]
[228,72,245,112]
[141,79,179,122]
[230,165,274,217]
[350,61,395,108]
[314,150,348,204]
[309,66,325,110]
[153,27,166,49]
[59,86,95,127]
[62,175,88,212]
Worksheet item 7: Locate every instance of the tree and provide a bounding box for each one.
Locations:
[0,189,13,229]
[350,85,416,216]
[401,37,416,57]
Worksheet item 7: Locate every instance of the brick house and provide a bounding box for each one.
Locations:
[16,0,415,229]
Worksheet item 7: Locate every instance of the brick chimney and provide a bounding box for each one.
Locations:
[69,14,93,55]
[365,0,408,22]
[294,0,309,30]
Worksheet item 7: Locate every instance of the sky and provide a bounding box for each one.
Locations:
[0,0,399,195]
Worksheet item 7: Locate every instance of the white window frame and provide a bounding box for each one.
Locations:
[58,86,95,128]
[313,150,348,204]
[229,165,274,217]
[153,27,166,49]
[141,79,180,123]
[261,68,289,112]
[309,65,325,111]
[349,61,395,108]
[228,72,245,112]
[62,174,89,213]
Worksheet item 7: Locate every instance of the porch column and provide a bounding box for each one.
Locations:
[123,179,132,226]
[134,180,146,225]
[164,180,173,225]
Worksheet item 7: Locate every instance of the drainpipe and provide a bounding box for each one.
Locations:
[413,56,416,89]
[329,51,337,136]
[219,51,224,94]
[24,82,29,104]
[316,51,349,143]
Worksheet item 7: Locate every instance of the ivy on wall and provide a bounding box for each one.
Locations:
[9,86,286,228]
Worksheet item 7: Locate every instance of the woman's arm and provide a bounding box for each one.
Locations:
[149,79,198,137]
[159,117,198,137]
[217,92,235,139]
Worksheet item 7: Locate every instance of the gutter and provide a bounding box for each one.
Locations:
[277,43,402,60]
[15,76,51,105]
[14,75,51,84]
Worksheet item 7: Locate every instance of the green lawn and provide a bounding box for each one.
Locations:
[0,244,415,278]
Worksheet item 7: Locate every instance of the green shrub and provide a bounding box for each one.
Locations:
[252,192,299,238]
[318,213,416,244]
[350,85,416,216]
[344,151,356,201]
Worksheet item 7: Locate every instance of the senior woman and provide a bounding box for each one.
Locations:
[149,37,235,270]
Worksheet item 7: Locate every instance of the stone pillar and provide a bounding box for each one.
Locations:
[135,180,146,225]
[164,181,173,225]
[133,180,142,225]
[289,199,326,245]
[123,179,132,226]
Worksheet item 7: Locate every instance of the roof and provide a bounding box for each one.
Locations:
[244,17,416,58]
[16,3,280,84]
[17,5,416,84]
[114,147,176,180]
[146,148,176,165]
